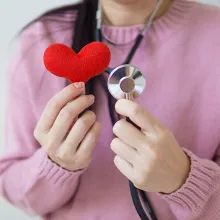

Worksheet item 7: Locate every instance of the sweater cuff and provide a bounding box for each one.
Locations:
[158,148,219,212]
[31,148,84,186]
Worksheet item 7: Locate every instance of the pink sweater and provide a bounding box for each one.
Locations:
[1,0,220,219]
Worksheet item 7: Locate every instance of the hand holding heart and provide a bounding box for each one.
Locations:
[111,99,190,194]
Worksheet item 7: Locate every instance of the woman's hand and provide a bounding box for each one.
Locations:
[111,99,190,194]
[34,82,101,171]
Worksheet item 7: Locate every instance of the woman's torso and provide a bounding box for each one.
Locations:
[24,1,220,219]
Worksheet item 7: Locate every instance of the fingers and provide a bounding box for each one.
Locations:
[75,121,101,159]
[55,111,98,162]
[49,95,95,144]
[110,138,138,165]
[36,82,85,134]
[56,111,96,163]
[55,121,101,169]
[113,119,146,151]
[114,155,134,181]
[115,99,162,133]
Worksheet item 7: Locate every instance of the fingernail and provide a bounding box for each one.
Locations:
[74,82,84,89]
[89,95,95,102]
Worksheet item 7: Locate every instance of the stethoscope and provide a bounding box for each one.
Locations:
[95,0,163,220]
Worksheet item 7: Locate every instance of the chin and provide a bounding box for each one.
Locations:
[112,0,149,5]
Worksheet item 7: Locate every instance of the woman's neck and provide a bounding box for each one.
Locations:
[101,0,173,26]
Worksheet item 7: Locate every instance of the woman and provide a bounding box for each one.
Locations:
[1,0,220,219]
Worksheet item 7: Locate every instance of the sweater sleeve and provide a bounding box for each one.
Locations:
[158,147,220,220]
[0,14,83,216]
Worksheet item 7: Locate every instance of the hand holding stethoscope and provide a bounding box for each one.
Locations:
[95,0,191,219]
[110,89,191,195]
[107,64,190,219]
[108,64,190,194]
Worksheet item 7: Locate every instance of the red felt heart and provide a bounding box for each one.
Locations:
[43,42,111,83]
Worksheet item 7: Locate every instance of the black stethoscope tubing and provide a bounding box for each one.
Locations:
[95,26,158,220]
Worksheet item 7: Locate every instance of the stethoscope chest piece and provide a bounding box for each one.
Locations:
[107,64,146,100]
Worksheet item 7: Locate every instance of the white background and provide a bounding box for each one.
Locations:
[0,0,219,219]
